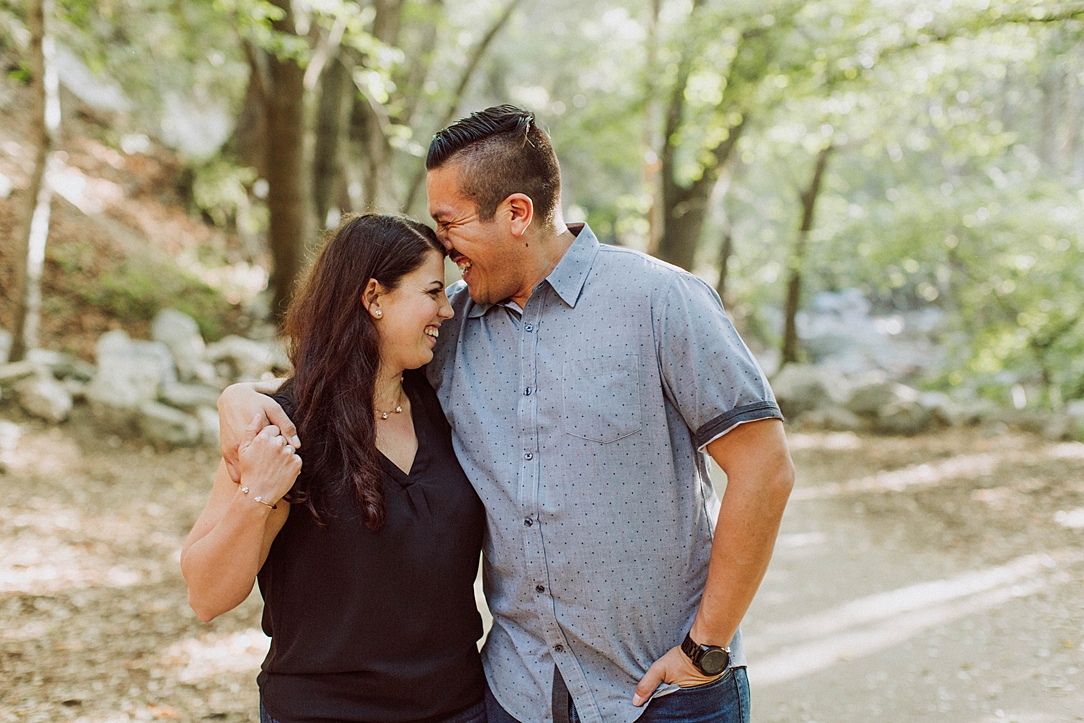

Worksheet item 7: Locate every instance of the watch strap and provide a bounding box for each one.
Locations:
[680,632,731,676]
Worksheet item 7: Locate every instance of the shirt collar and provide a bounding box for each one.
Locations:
[465,223,601,317]
[546,223,599,308]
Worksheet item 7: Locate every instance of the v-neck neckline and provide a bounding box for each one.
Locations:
[378,376,427,484]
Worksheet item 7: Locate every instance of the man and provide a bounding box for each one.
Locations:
[220,105,793,723]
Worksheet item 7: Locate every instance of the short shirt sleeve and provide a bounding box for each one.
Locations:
[654,271,783,450]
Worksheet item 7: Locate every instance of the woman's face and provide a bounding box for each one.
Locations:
[373,250,453,373]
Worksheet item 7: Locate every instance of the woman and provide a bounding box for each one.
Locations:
[181,214,487,723]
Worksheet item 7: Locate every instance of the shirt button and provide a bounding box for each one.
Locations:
[554,644,565,653]
[524,518,533,527]
[524,387,532,396]
[524,324,534,332]
[524,452,533,460]
[536,584,545,593]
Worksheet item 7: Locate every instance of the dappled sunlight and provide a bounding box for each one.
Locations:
[787,431,864,450]
[0,526,144,596]
[48,157,125,215]
[0,424,82,478]
[158,628,270,684]
[791,440,1084,501]
[792,451,1002,500]
[749,550,1079,686]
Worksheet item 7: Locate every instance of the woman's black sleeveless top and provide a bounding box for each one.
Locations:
[256,369,486,723]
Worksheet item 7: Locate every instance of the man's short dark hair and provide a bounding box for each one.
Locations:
[426,104,561,228]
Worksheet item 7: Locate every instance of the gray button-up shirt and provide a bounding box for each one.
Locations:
[427,224,781,723]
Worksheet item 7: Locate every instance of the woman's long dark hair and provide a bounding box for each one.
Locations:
[283,214,444,530]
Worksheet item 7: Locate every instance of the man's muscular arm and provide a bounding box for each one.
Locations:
[633,418,793,705]
[217,380,301,482]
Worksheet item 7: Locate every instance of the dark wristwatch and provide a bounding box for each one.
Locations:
[680,632,731,676]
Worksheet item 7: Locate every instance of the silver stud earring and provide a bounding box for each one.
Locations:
[374,309,382,318]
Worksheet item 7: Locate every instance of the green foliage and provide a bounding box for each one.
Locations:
[18,0,1084,408]
[6,60,29,84]
[81,258,234,341]
[191,159,259,230]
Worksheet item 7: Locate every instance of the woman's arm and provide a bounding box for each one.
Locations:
[181,419,302,622]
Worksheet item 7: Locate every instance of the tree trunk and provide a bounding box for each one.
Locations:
[655,14,765,270]
[398,0,446,130]
[265,0,311,324]
[715,227,733,301]
[345,0,405,212]
[312,53,353,227]
[9,0,56,363]
[231,42,269,180]
[658,118,746,271]
[782,144,834,366]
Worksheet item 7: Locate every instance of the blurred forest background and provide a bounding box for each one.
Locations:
[2,0,1084,412]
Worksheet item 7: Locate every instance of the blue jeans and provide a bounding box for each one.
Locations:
[485,667,750,723]
[260,698,487,723]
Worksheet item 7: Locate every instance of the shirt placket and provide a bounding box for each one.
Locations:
[516,288,604,723]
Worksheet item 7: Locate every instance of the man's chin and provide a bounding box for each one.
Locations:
[465,284,489,304]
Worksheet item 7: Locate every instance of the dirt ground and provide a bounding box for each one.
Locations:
[2,410,1083,722]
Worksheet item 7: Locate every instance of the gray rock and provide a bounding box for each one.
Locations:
[160,382,222,411]
[87,330,177,410]
[771,364,848,419]
[798,406,868,432]
[206,335,289,381]
[151,309,213,382]
[25,348,96,381]
[14,373,73,423]
[195,406,220,447]
[0,329,10,364]
[63,378,89,402]
[952,398,1000,426]
[917,391,957,426]
[984,408,1047,434]
[0,360,43,387]
[1042,414,1077,441]
[874,400,933,436]
[843,373,894,416]
[137,401,201,446]
[0,418,19,474]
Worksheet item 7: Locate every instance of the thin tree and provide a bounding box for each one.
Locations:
[264,0,311,324]
[781,143,833,366]
[9,0,58,362]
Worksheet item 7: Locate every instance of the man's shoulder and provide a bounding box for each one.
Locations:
[592,244,701,294]
[446,279,471,308]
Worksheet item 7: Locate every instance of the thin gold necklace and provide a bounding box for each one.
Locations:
[375,378,404,420]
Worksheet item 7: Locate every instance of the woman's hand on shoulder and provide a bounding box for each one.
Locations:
[238,414,303,506]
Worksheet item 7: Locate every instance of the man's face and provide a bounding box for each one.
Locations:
[426,163,527,305]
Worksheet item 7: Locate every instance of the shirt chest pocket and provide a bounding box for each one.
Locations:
[561,355,642,444]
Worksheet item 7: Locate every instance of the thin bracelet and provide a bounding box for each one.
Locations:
[238,485,278,510]
[253,496,278,510]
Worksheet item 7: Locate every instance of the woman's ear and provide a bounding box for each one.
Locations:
[362,279,384,318]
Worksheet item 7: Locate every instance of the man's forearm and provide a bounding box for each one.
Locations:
[692,421,794,646]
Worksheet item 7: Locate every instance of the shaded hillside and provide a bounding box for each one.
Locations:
[0,74,254,362]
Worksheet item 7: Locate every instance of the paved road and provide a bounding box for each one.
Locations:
[740,431,1084,723]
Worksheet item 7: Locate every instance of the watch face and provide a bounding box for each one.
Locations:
[699,648,729,676]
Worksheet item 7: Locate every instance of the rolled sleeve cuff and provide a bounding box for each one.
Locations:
[695,401,785,451]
